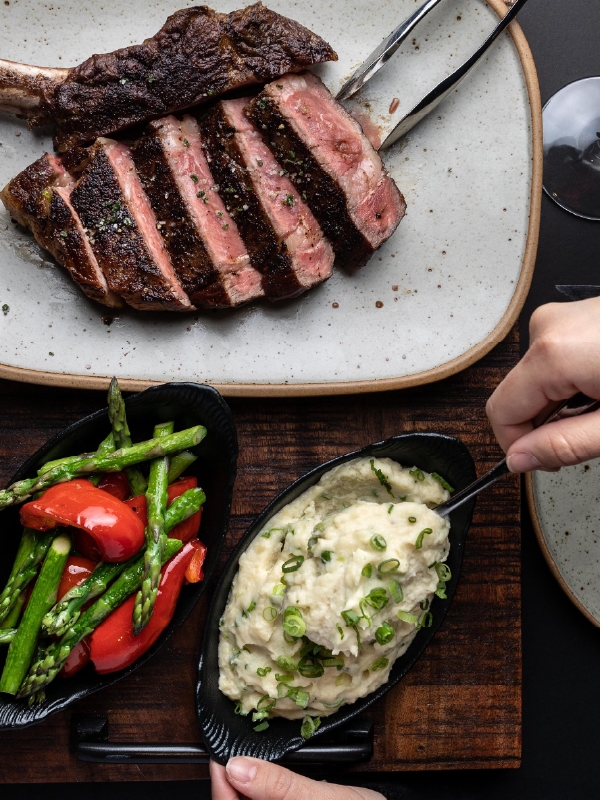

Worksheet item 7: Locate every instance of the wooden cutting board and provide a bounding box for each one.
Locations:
[0,327,521,781]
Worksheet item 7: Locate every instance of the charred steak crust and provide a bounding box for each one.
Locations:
[132,127,231,308]
[246,92,369,270]
[0,153,56,230]
[199,103,303,298]
[70,144,189,311]
[43,3,337,151]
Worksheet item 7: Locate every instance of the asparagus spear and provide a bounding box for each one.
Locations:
[42,486,205,636]
[107,378,147,496]
[1,592,26,630]
[17,537,183,699]
[0,534,71,695]
[0,629,15,644]
[37,432,115,477]
[167,451,198,484]
[132,422,173,635]
[0,425,206,510]
[0,530,55,624]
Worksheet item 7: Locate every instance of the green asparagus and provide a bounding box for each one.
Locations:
[0,534,71,695]
[0,628,15,645]
[17,537,183,699]
[132,422,172,635]
[37,432,115,477]
[0,425,206,510]
[167,451,198,484]
[41,486,205,636]
[107,378,147,496]
[1,591,25,630]
[0,530,54,624]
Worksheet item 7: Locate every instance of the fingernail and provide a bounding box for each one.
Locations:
[506,452,542,473]
[226,757,257,785]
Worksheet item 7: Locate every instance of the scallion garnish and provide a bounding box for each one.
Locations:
[361,563,373,578]
[276,655,298,673]
[397,610,419,625]
[301,716,321,740]
[370,657,389,671]
[408,516,417,523]
[282,554,304,573]
[298,655,324,678]
[341,609,360,627]
[420,598,429,610]
[263,606,277,621]
[415,528,433,549]
[363,587,389,613]
[370,534,387,551]
[375,621,395,645]
[370,459,394,496]
[388,580,403,604]
[432,472,454,493]
[435,562,452,582]
[322,656,345,668]
[247,601,256,613]
[276,673,294,682]
[409,468,425,482]
[378,559,400,575]
[254,721,269,732]
[418,610,433,628]
[257,667,272,677]
[321,550,332,563]
[272,583,285,596]
[190,174,199,183]
[388,504,394,514]
[233,701,248,715]
[282,606,305,638]
[336,623,344,640]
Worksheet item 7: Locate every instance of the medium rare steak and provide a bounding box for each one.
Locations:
[133,115,263,308]
[247,72,406,270]
[200,98,334,298]
[0,153,121,307]
[70,139,193,311]
[0,4,337,152]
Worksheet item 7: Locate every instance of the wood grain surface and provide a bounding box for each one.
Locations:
[0,327,521,781]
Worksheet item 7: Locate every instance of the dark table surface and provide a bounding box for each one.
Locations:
[5,0,600,796]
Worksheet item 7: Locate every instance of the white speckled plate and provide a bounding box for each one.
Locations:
[0,0,541,395]
[528,467,600,627]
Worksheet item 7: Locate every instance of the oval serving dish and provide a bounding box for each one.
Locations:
[196,432,476,764]
[0,382,238,730]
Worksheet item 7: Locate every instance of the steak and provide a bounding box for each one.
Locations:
[247,71,406,270]
[0,153,122,307]
[133,115,263,307]
[0,4,337,152]
[200,98,334,298]
[70,138,193,311]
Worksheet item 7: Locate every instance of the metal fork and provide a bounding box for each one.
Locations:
[336,0,532,150]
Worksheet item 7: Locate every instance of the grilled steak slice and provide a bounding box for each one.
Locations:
[70,138,193,311]
[0,153,122,307]
[200,99,333,298]
[0,4,337,152]
[133,115,263,308]
[247,72,406,270]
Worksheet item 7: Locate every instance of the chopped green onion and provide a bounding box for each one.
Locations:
[388,504,394,514]
[388,580,404,604]
[432,472,454,493]
[341,609,360,627]
[257,667,272,677]
[370,459,394,496]
[321,550,332,563]
[282,554,304,573]
[409,468,425,482]
[336,623,344,640]
[234,701,248,716]
[375,622,395,646]
[418,610,433,628]
[276,673,294,683]
[435,584,447,600]
[322,656,345,668]
[397,610,419,625]
[298,655,325,678]
[415,528,433,549]
[361,563,373,578]
[272,583,285,596]
[301,716,321,740]
[257,694,275,711]
[276,656,298,673]
[263,606,277,621]
[247,601,256,613]
[283,630,297,643]
[282,606,305,638]
[254,721,269,732]
[370,657,389,671]
[190,174,199,183]
[435,562,452,582]
[370,534,387,551]
[293,689,310,708]
[420,598,429,610]
[378,559,400,574]
[363,587,388,612]
[408,516,417,523]
[336,672,352,686]
[277,682,292,698]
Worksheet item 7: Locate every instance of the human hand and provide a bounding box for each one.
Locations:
[486,298,600,472]
[210,757,385,800]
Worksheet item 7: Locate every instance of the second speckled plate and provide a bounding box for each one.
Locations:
[0,0,540,395]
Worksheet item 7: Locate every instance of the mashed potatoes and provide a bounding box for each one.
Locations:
[218,457,452,729]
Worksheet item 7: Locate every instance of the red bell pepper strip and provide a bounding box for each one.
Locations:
[185,540,207,584]
[73,531,102,563]
[20,479,145,562]
[89,541,197,674]
[97,472,131,502]
[57,555,95,678]
[125,477,202,543]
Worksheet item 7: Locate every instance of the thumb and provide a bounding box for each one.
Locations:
[225,756,384,800]
[506,412,600,472]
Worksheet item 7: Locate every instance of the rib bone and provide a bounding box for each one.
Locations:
[0,58,68,116]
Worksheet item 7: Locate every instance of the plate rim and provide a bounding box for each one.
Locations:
[526,472,600,628]
[0,0,542,397]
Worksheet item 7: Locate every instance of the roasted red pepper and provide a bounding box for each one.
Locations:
[89,541,197,674]
[21,479,145,562]
[60,639,91,678]
[57,555,95,679]
[185,540,207,584]
[125,476,202,543]
[97,471,131,502]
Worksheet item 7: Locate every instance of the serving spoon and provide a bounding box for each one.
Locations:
[436,393,600,517]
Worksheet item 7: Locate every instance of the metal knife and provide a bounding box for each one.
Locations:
[555,285,600,301]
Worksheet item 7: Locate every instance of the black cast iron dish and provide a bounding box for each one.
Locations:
[196,432,476,764]
[0,382,238,730]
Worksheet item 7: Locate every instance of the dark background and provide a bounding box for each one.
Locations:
[5,0,600,796]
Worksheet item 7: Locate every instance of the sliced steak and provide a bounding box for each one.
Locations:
[0,153,122,307]
[70,138,193,311]
[133,114,263,307]
[7,3,337,152]
[247,72,406,270]
[200,98,334,298]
